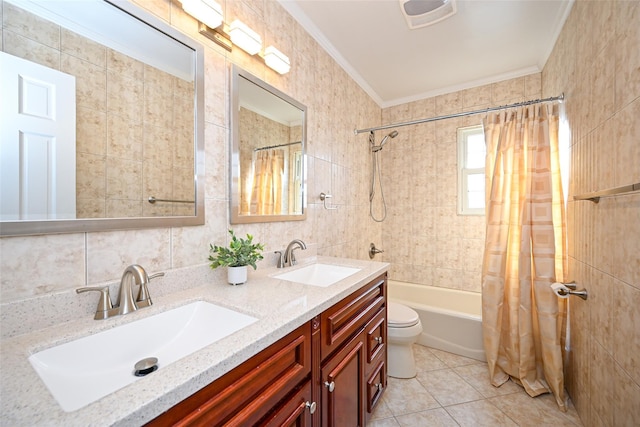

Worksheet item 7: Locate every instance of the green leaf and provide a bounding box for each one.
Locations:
[208,229,264,270]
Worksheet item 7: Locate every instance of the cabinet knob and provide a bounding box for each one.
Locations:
[374,336,383,344]
[305,401,317,414]
[324,381,335,392]
[376,383,383,391]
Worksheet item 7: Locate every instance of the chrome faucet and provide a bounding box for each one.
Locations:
[283,239,307,267]
[76,264,164,320]
[116,264,150,315]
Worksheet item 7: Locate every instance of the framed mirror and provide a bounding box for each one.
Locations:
[0,0,204,236]
[231,66,307,224]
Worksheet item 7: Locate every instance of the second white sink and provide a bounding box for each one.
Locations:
[28,301,257,412]
[274,263,361,287]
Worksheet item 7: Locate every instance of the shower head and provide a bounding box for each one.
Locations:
[379,130,399,148]
[370,130,399,153]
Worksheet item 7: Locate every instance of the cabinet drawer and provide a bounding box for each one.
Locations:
[321,274,386,361]
[147,322,311,427]
[366,360,386,414]
[259,380,313,427]
[365,307,386,367]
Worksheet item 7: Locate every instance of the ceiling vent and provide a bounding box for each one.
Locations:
[399,0,457,29]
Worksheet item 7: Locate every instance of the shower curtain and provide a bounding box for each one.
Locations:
[481,104,568,411]
[250,149,284,215]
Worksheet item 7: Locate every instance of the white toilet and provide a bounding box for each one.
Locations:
[387,301,423,378]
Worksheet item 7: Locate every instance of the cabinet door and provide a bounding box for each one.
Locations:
[321,333,366,427]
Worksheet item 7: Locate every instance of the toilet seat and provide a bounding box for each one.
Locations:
[388,302,419,328]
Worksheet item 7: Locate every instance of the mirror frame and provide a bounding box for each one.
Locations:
[0,0,205,237]
[230,65,307,224]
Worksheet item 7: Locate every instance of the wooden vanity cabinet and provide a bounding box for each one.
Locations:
[146,322,312,427]
[319,274,387,426]
[147,273,387,427]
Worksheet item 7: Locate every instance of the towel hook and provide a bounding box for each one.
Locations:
[319,192,338,210]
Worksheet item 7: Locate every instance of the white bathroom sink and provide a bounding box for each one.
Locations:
[273,263,361,287]
[28,301,257,412]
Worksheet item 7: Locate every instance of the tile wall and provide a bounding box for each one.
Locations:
[0,0,381,306]
[542,0,639,425]
[379,74,542,292]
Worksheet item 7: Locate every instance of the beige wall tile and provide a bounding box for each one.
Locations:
[107,71,143,122]
[144,83,173,128]
[143,124,173,166]
[76,152,106,201]
[614,362,640,427]
[61,53,106,112]
[107,49,143,80]
[204,49,228,127]
[0,234,85,300]
[614,99,640,187]
[106,157,142,200]
[86,229,171,283]
[491,77,525,104]
[3,2,59,49]
[107,114,143,161]
[106,199,143,218]
[76,199,106,219]
[614,0,639,110]
[2,30,60,70]
[132,0,171,23]
[589,339,615,426]
[61,29,106,67]
[76,107,107,156]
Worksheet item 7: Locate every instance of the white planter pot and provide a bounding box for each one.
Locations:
[227,265,248,285]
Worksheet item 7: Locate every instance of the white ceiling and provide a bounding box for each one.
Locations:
[279,0,574,108]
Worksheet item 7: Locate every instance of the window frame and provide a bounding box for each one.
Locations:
[457,124,486,216]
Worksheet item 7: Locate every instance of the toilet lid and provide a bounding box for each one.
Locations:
[388,302,419,327]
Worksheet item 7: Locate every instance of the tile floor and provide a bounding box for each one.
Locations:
[370,345,584,426]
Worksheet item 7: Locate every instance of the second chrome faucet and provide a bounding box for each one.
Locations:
[76,264,164,320]
[276,239,307,268]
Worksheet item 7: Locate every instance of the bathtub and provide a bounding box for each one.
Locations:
[388,280,486,362]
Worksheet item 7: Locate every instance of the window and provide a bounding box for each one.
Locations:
[457,125,486,215]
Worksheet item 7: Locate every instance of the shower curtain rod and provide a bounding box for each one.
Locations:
[354,93,564,135]
[254,141,302,151]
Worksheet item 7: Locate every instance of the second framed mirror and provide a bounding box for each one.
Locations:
[230,66,307,224]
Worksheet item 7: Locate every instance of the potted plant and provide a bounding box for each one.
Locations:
[208,229,265,285]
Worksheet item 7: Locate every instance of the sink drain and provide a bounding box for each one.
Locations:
[134,357,158,377]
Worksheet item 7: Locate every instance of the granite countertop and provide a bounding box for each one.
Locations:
[0,256,388,426]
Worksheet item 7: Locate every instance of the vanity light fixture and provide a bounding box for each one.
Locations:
[263,46,290,74]
[228,20,262,55]
[184,4,291,74]
[181,0,223,30]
